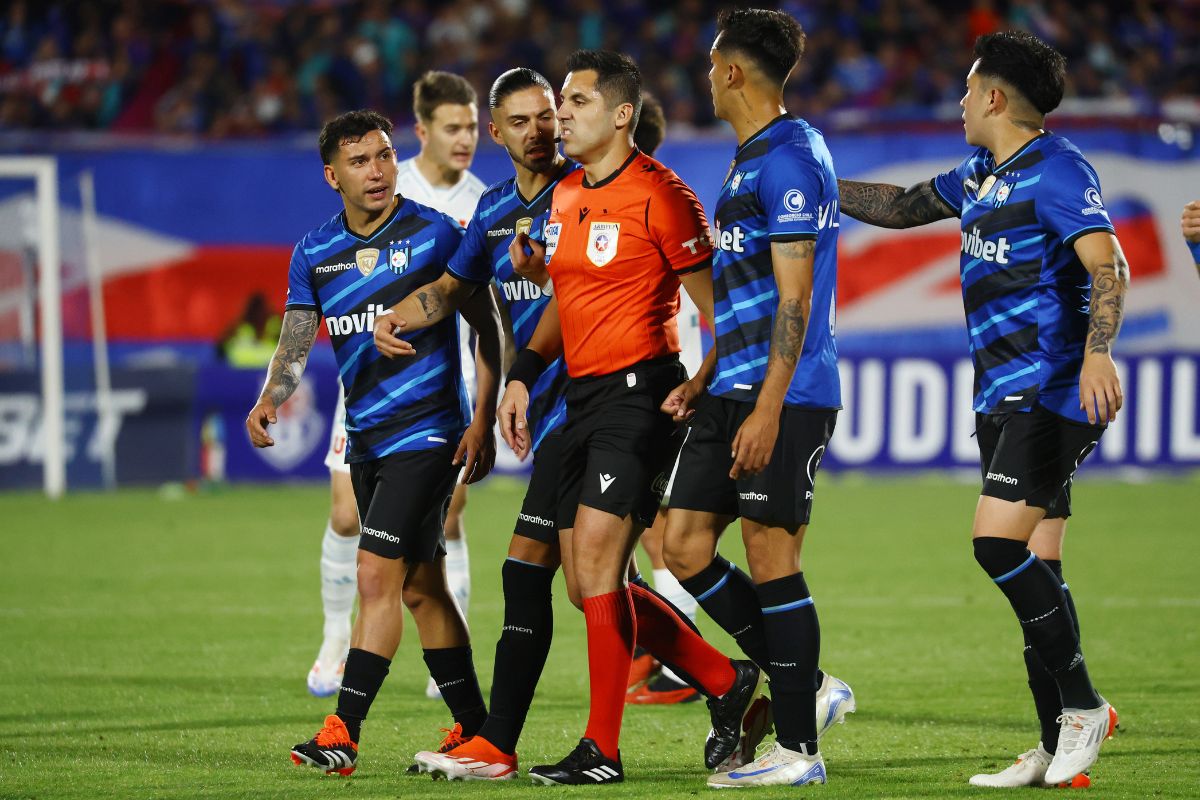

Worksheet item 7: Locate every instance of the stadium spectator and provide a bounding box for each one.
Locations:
[1,0,1195,136]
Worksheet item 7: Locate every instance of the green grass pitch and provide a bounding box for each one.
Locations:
[1,474,1198,798]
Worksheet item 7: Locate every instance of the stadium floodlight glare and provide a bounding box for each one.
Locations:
[0,156,64,498]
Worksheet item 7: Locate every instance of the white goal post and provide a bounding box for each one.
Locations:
[0,156,64,498]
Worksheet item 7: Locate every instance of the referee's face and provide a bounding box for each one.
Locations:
[558,69,627,164]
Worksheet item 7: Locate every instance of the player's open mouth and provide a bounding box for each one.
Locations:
[366,186,387,199]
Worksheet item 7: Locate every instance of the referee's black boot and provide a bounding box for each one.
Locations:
[528,738,624,785]
[705,659,767,769]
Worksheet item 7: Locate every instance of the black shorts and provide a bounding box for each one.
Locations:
[556,355,687,530]
[667,395,837,530]
[976,404,1105,519]
[513,431,565,543]
[350,443,459,561]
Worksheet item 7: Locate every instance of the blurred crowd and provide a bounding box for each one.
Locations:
[1,0,1196,136]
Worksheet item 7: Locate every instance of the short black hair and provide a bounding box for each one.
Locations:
[715,8,806,87]
[489,67,554,110]
[318,109,393,165]
[566,49,642,128]
[973,31,1066,115]
[413,70,477,122]
[633,92,666,156]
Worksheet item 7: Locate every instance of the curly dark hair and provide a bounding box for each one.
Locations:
[318,109,393,165]
[714,8,806,87]
[973,31,1066,115]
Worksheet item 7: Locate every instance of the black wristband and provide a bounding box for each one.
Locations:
[506,347,548,386]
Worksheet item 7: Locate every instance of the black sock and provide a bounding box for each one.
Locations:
[973,538,1101,710]
[423,646,487,737]
[757,573,820,754]
[476,558,555,754]
[336,648,391,743]
[679,557,769,667]
[1025,559,1070,752]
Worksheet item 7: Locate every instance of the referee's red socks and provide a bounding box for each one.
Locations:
[582,589,636,759]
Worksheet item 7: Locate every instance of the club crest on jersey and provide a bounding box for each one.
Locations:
[586,222,620,267]
[730,171,744,194]
[993,181,1011,207]
[544,222,562,265]
[516,217,533,237]
[387,243,410,274]
[355,248,380,276]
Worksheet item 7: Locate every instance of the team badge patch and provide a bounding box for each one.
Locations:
[355,248,380,276]
[993,181,1011,207]
[387,243,410,274]
[586,222,620,267]
[543,222,562,265]
[977,175,997,200]
[516,217,533,237]
[730,171,744,194]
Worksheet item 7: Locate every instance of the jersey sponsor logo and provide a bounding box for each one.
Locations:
[817,200,840,230]
[586,221,620,267]
[325,303,388,337]
[986,471,1018,485]
[315,261,357,275]
[517,511,555,528]
[961,226,1012,264]
[1082,187,1108,216]
[716,224,747,253]
[501,278,545,303]
[681,229,712,255]
[355,248,380,276]
[806,444,826,485]
[739,490,768,501]
[543,221,562,264]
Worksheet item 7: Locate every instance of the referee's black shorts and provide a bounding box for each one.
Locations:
[556,355,687,530]
[976,404,1104,519]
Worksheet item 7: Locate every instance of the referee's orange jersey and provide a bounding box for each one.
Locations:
[543,149,713,378]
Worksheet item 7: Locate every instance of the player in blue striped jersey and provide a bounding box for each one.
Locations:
[246,109,502,777]
[838,31,1128,788]
[372,68,578,779]
[661,9,850,788]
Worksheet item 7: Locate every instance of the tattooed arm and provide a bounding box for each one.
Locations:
[1074,231,1130,425]
[246,309,320,447]
[729,238,815,479]
[837,179,955,228]
[373,272,480,358]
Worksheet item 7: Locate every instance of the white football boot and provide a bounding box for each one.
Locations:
[1044,702,1112,785]
[815,673,856,738]
[968,744,1052,787]
[708,742,826,788]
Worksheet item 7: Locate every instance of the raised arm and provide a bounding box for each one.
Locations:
[837,179,955,229]
[730,239,814,478]
[246,309,320,447]
[1074,231,1129,425]
[373,272,480,358]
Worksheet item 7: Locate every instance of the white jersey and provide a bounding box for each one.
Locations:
[325,159,484,473]
[394,157,485,228]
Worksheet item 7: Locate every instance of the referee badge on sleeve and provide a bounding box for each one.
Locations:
[586,222,620,267]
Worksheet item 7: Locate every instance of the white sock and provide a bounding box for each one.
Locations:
[653,567,698,623]
[444,535,470,618]
[319,522,358,662]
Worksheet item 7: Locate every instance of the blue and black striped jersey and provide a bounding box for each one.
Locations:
[931,132,1115,423]
[285,198,469,462]
[447,161,579,452]
[709,115,841,409]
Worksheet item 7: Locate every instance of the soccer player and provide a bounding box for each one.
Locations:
[500,50,766,785]
[246,109,501,777]
[657,9,852,788]
[837,31,1127,787]
[1183,200,1200,275]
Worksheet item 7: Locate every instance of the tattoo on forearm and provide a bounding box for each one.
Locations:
[837,179,953,228]
[1086,258,1128,355]
[263,309,318,407]
[769,298,807,367]
[417,288,444,321]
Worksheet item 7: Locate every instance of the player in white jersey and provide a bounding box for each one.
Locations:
[312,71,485,701]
